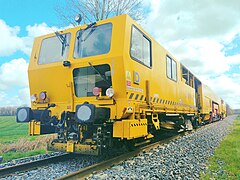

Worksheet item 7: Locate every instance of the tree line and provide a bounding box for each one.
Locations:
[0,107,17,116]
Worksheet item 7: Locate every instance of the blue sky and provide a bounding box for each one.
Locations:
[0,0,60,64]
[0,0,59,33]
[0,0,240,109]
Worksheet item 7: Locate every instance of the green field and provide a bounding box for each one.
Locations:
[0,116,53,163]
[201,116,240,179]
[0,116,36,144]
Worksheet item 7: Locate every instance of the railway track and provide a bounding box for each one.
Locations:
[0,122,214,179]
[57,122,216,180]
[57,132,192,180]
[0,153,72,178]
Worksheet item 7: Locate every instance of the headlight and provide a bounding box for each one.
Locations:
[16,107,32,123]
[106,88,114,97]
[76,105,92,121]
[39,91,47,100]
[17,109,27,122]
[92,87,101,96]
[31,94,37,102]
[75,103,110,124]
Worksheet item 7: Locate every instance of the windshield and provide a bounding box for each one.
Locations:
[74,23,112,58]
[38,33,71,65]
[73,64,112,97]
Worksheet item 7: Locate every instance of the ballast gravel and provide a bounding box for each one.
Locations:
[89,115,237,180]
[1,155,100,180]
[0,115,236,179]
[0,152,65,169]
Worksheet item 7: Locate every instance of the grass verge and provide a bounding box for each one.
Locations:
[2,149,46,163]
[0,116,55,163]
[201,116,240,179]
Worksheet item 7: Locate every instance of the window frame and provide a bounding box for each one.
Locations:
[73,23,113,59]
[38,33,71,65]
[72,64,112,97]
[166,55,177,82]
[130,25,152,68]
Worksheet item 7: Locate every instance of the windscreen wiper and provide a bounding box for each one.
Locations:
[54,31,69,56]
[88,62,111,87]
[55,31,68,45]
[85,22,96,31]
[77,22,97,42]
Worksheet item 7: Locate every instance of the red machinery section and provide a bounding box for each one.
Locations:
[212,101,219,120]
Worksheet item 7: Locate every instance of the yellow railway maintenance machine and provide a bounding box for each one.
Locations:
[17,15,215,155]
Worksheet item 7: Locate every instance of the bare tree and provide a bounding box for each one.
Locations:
[55,0,144,26]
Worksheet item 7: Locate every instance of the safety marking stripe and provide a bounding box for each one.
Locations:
[129,93,134,99]
[135,94,139,100]
[127,93,194,109]
[130,123,148,127]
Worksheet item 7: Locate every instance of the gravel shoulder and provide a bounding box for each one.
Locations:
[89,115,237,180]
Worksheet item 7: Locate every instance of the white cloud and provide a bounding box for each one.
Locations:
[0,58,28,90]
[0,19,61,56]
[21,23,60,55]
[26,23,58,37]
[143,0,240,109]
[1,88,30,107]
[18,87,30,105]
[0,20,25,56]
[204,74,240,109]
[0,91,6,101]
[145,0,240,41]
[0,59,30,107]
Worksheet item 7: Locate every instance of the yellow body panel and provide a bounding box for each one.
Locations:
[200,85,221,114]
[220,99,227,117]
[67,141,75,153]
[29,121,40,135]
[113,119,148,139]
[48,142,98,155]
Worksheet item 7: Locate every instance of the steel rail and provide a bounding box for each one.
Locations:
[57,122,217,180]
[0,153,72,178]
[0,121,215,179]
[56,132,190,180]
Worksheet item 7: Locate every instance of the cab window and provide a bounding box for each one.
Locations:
[130,25,151,67]
[166,56,177,81]
[73,64,112,97]
[74,23,112,58]
[38,33,71,64]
